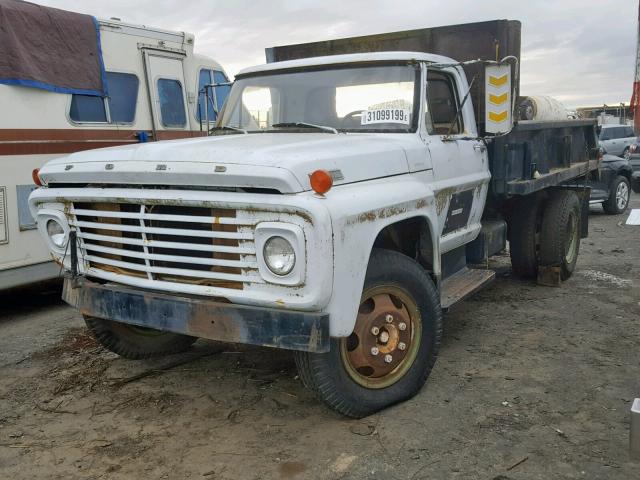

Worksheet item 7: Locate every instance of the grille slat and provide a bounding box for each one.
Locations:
[71,202,255,290]
[73,208,253,225]
[72,220,252,240]
[83,254,262,283]
[77,232,256,255]
[83,242,258,269]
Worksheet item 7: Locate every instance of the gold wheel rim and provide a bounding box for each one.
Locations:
[340,285,422,389]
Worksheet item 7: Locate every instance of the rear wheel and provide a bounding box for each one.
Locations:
[84,316,197,360]
[509,197,541,278]
[539,190,581,280]
[294,249,442,418]
[603,175,630,214]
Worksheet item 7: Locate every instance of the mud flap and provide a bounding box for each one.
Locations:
[576,187,590,239]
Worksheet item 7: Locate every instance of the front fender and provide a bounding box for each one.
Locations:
[321,172,440,337]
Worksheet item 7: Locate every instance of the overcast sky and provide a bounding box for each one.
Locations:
[40,0,639,108]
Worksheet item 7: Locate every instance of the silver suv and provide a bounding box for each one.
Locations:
[599,124,636,157]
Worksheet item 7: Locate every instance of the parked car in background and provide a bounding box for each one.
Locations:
[598,124,636,158]
[590,154,633,214]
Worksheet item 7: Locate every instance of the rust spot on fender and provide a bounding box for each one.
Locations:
[435,187,456,215]
[349,202,426,225]
[415,198,428,209]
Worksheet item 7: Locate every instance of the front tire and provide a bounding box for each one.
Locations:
[294,249,442,418]
[539,190,581,280]
[603,175,630,215]
[84,316,197,360]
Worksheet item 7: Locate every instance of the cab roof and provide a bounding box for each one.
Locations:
[237,51,457,77]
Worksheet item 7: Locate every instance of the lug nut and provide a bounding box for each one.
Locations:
[398,322,407,331]
[371,347,379,356]
[385,314,394,323]
[371,326,380,335]
[384,354,393,364]
[398,342,406,351]
[379,331,390,343]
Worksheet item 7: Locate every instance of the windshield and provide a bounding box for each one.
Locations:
[218,64,419,133]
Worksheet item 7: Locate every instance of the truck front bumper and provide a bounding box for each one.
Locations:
[63,277,330,353]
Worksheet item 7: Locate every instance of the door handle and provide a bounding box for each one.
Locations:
[473,144,487,152]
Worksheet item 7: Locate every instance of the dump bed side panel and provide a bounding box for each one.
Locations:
[266,20,521,133]
[488,119,600,197]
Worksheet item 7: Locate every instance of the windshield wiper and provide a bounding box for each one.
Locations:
[272,122,339,134]
[210,125,248,134]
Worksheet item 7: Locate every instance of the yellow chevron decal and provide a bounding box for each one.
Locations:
[488,110,508,122]
[489,92,508,105]
[488,74,508,87]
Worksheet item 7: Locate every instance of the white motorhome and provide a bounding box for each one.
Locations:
[0,12,230,290]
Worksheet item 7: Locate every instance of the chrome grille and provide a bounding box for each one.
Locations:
[70,202,261,290]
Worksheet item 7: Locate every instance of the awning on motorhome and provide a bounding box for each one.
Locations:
[0,0,107,96]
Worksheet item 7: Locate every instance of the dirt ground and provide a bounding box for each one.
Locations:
[1,195,639,480]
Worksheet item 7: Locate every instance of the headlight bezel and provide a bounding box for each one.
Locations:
[254,223,305,286]
[36,208,70,255]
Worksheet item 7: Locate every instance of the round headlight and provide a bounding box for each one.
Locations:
[263,236,295,276]
[46,219,66,248]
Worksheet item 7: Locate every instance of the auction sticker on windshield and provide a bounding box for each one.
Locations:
[361,108,411,125]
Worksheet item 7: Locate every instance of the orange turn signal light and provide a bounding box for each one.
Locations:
[32,168,43,186]
[309,169,333,195]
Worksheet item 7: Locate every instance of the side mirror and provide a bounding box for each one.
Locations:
[484,63,513,134]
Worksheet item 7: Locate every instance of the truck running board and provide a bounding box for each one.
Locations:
[440,268,496,309]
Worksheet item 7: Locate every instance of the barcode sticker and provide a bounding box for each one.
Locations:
[361,108,411,125]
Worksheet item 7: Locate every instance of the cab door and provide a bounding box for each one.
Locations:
[422,67,490,254]
[142,51,191,137]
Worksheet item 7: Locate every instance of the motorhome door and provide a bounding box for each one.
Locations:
[143,52,190,136]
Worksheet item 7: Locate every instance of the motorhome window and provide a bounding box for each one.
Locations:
[197,69,231,122]
[425,70,462,135]
[220,64,418,132]
[69,95,107,122]
[107,72,139,123]
[69,72,138,123]
[158,78,186,128]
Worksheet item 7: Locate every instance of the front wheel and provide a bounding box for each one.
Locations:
[294,249,442,418]
[84,316,197,360]
[603,175,631,214]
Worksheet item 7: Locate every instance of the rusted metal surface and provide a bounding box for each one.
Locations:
[340,286,421,389]
[440,267,495,309]
[63,277,330,352]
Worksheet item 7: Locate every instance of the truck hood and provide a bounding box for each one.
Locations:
[40,133,411,193]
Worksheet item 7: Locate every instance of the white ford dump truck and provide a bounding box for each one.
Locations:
[29,20,599,417]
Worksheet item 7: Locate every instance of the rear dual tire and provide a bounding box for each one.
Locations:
[539,190,581,280]
[510,190,581,281]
